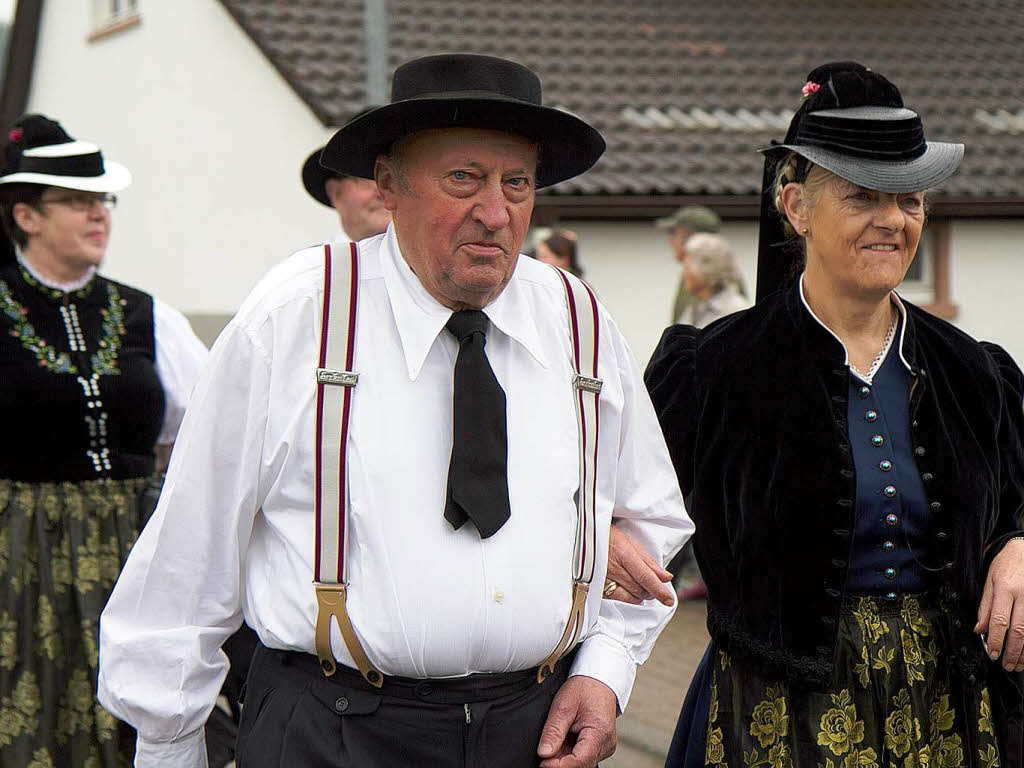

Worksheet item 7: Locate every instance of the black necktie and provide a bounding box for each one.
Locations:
[444,310,511,538]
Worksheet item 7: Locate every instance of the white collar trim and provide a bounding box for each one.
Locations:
[16,247,96,293]
[797,273,912,381]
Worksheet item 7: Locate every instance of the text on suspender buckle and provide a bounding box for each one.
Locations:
[316,368,359,387]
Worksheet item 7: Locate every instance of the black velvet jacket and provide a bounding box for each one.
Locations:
[645,279,1024,748]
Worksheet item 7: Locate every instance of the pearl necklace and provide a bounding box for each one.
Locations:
[849,307,899,385]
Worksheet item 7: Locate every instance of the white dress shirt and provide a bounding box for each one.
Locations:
[98,226,692,767]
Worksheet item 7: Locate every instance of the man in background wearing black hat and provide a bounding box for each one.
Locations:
[98,53,690,768]
[301,107,392,243]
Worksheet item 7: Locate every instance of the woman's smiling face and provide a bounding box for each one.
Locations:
[802,173,926,298]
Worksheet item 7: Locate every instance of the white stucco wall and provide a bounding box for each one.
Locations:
[949,220,1024,366]
[565,219,1024,370]
[26,1,341,317]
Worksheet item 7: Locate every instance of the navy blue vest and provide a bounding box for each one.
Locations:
[845,318,938,597]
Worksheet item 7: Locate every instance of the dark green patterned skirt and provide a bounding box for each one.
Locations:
[705,595,999,768]
[0,477,149,768]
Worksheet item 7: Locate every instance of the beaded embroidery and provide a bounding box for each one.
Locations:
[17,262,93,300]
[0,278,126,375]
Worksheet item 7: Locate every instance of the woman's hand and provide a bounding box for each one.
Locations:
[605,524,675,606]
[976,538,1024,671]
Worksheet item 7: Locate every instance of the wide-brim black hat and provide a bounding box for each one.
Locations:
[302,107,380,206]
[320,54,606,189]
[755,62,964,301]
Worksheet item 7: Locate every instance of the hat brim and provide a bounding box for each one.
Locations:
[0,160,132,193]
[760,141,964,194]
[320,97,605,189]
[302,147,335,207]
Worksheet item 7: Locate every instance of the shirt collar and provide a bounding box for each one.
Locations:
[798,272,912,376]
[379,225,549,380]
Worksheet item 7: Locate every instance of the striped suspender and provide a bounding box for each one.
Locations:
[313,253,601,687]
[313,242,383,687]
[538,267,602,682]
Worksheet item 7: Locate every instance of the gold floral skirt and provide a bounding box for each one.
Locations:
[705,595,999,768]
[0,477,149,768]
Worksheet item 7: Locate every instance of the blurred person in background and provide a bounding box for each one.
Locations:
[301,106,391,243]
[671,232,749,602]
[533,228,584,277]
[655,204,723,323]
[676,233,748,328]
[0,115,207,767]
[610,62,1024,767]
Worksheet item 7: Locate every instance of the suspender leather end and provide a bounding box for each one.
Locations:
[314,583,384,687]
[536,580,590,684]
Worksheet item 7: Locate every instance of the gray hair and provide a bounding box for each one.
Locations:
[685,233,737,288]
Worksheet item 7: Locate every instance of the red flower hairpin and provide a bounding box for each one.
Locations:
[801,81,820,100]
[8,128,23,142]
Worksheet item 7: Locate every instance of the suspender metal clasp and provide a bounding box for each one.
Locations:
[573,373,603,394]
[314,582,384,687]
[316,368,359,387]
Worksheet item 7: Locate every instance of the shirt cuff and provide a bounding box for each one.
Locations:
[135,728,208,768]
[569,634,637,714]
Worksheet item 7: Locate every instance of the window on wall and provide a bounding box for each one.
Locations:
[89,0,140,41]
[899,220,957,319]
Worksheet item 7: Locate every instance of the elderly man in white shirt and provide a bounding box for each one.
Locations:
[98,53,692,768]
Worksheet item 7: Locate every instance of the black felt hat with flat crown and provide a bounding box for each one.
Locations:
[755,62,964,301]
[319,54,606,189]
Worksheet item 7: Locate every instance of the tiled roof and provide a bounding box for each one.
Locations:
[220,0,1024,198]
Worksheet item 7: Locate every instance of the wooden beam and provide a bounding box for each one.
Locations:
[0,0,44,130]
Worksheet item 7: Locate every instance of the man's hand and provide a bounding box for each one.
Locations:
[605,524,675,606]
[537,675,618,768]
[977,538,1024,672]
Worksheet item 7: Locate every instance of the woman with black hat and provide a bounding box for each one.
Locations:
[609,62,1024,766]
[0,115,208,767]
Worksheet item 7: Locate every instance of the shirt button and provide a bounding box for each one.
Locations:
[879,460,893,472]
[915,446,926,457]
[858,386,871,398]
[968,674,977,685]
[886,513,899,526]
[936,531,949,542]
[885,591,898,601]
[883,540,896,552]
[922,472,934,483]
[415,682,434,697]
[930,502,943,514]
[493,589,505,603]
[884,485,897,498]
[884,567,897,580]
[871,435,885,447]
[335,697,349,712]
[865,410,878,422]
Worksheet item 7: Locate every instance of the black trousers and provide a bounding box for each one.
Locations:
[235,643,573,768]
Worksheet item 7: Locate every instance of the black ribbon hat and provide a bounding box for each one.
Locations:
[320,54,606,188]
[0,114,131,193]
[755,62,964,300]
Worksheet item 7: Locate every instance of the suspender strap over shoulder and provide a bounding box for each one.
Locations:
[313,242,383,687]
[538,267,602,682]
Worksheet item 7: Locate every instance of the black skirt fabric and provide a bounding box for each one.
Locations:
[676,595,999,768]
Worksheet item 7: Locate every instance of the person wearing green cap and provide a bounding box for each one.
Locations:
[655,205,723,323]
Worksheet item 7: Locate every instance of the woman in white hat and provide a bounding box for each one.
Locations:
[0,115,208,767]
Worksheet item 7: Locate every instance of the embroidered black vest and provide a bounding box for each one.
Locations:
[0,261,165,481]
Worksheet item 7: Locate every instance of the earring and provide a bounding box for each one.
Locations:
[801,227,809,235]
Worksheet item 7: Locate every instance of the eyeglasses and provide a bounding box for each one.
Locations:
[38,192,118,211]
